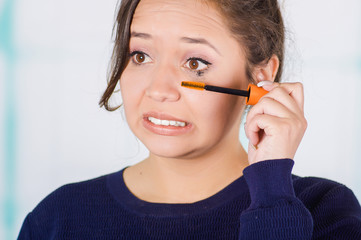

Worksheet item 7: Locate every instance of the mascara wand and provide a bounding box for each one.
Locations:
[181,81,268,105]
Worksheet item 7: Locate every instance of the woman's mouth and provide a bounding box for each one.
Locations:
[147,117,187,127]
[142,113,192,136]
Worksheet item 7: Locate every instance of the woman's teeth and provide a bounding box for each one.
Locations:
[148,117,186,127]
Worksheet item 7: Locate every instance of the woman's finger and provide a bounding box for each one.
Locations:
[260,82,305,112]
[246,113,286,147]
[246,95,297,123]
[245,112,307,162]
[246,81,305,135]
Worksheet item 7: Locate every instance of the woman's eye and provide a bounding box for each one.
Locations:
[130,51,152,64]
[185,58,210,71]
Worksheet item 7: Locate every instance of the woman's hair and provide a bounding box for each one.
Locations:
[99,0,285,111]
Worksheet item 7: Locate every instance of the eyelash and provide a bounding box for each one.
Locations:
[185,57,212,77]
[129,50,151,65]
[129,50,212,76]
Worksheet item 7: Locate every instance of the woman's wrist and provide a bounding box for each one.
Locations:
[243,159,295,209]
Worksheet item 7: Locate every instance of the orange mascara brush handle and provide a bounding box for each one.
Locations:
[246,84,269,105]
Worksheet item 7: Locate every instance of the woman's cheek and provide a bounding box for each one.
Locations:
[121,66,146,87]
[121,67,148,94]
[200,95,238,124]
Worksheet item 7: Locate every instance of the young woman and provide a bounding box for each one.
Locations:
[18,0,361,239]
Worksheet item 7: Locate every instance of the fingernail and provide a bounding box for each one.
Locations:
[257,81,273,88]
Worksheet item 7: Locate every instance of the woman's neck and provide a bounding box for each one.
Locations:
[123,143,249,204]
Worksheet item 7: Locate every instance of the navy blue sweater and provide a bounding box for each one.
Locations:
[18,159,361,239]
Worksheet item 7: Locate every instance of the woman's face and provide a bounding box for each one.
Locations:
[120,0,249,159]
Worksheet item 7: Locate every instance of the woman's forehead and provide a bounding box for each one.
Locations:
[131,0,230,42]
[132,0,225,30]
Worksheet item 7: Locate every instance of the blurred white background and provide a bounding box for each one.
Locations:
[1,0,360,239]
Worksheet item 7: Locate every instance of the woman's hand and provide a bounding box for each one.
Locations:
[245,81,307,165]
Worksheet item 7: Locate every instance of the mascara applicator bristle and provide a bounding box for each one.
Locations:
[181,81,206,90]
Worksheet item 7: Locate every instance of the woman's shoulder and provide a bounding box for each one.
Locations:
[292,174,342,189]
[29,169,124,217]
[51,170,119,198]
[289,175,361,237]
[18,169,127,238]
[292,175,361,214]
[292,175,352,196]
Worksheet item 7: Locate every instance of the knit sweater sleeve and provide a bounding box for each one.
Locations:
[239,159,361,240]
[239,159,313,239]
[298,177,361,239]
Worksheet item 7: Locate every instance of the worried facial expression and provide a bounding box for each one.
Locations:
[120,0,249,159]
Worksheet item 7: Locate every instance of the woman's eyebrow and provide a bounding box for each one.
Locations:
[131,31,152,39]
[130,32,221,56]
[180,37,221,56]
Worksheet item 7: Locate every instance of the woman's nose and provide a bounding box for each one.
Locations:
[145,64,181,102]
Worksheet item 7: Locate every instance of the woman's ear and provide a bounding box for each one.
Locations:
[253,54,280,83]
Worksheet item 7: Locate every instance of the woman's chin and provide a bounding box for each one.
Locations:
[141,139,205,160]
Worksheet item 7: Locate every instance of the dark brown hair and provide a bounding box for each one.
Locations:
[99,0,285,111]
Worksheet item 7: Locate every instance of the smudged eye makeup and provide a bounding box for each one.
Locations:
[184,57,212,77]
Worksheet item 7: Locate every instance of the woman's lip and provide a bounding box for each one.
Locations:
[142,112,193,136]
[143,112,189,123]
